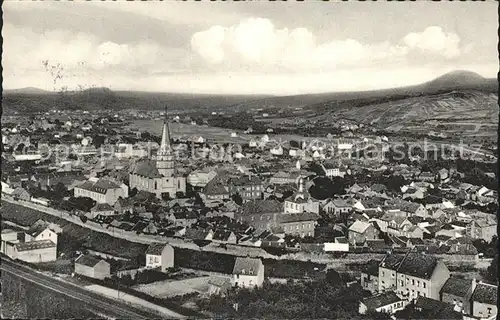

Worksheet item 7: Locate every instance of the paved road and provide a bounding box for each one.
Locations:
[1,259,182,320]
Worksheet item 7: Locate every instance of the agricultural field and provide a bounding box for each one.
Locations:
[325,91,498,137]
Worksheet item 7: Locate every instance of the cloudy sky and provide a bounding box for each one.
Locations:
[3,1,498,95]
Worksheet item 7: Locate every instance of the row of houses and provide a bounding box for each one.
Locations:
[359,252,497,319]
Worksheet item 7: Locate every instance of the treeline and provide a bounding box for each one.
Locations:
[174,248,327,278]
[198,275,369,319]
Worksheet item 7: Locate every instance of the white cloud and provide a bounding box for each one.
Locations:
[190,18,463,72]
[190,26,226,64]
[403,26,461,59]
[2,22,184,89]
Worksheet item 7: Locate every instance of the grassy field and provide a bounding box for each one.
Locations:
[133,275,229,298]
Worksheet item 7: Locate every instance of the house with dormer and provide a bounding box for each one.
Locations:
[378,252,450,302]
[231,257,264,288]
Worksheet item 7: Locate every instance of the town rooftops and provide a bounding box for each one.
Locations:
[76,178,121,194]
[91,203,114,212]
[130,159,162,178]
[471,282,497,305]
[396,252,439,280]
[361,291,401,310]
[145,243,168,255]
[349,220,372,234]
[26,224,50,238]
[278,212,319,224]
[330,198,350,207]
[232,257,262,276]
[230,175,262,186]
[204,180,229,195]
[380,254,405,270]
[362,259,381,277]
[386,199,422,214]
[441,277,473,297]
[414,296,461,318]
[75,254,105,267]
[239,199,283,215]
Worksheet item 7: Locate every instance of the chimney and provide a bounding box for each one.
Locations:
[471,278,477,293]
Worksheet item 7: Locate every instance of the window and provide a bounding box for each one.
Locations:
[417,281,420,287]
[412,279,415,285]
[423,282,426,288]
[391,273,395,278]
[382,271,385,277]
[487,308,492,316]
[400,280,404,286]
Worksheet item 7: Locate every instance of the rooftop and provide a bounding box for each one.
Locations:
[15,239,55,252]
[349,220,372,234]
[75,254,106,267]
[278,212,319,223]
[130,159,162,178]
[232,257,263,276]
[397,253,439,280]
[145,243,169,255]
[240,200,283,215]
[441,277,473,297]
[472,282,497,305]
[362,291,401,310]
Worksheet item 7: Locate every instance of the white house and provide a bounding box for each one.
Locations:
[145,243,175,272]
[25,225,58,245]
[74,254,111,280]
[231,257,265,288]
[270,146,283,156]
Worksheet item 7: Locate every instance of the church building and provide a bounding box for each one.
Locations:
[129,107,187,199]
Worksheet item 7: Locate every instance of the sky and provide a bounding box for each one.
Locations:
[2,1,498,95]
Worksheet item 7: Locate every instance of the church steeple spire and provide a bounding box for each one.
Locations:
[156,104,175,177]
[159,105,171,154]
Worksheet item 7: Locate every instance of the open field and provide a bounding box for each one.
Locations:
[127,119,361,145]
[133,275,229,298]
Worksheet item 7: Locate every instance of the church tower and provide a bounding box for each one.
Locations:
[155,105,175,177]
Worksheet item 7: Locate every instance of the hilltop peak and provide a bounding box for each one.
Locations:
[425,70,488,90]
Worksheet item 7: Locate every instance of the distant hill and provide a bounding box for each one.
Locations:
[3,87,51,95]
[422,70,497,91]
[2,70,497,114]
